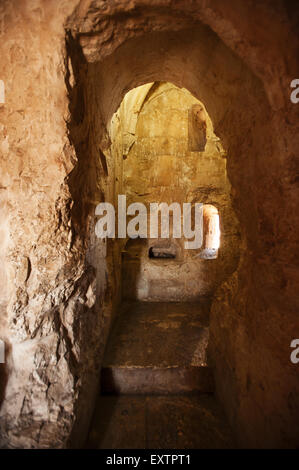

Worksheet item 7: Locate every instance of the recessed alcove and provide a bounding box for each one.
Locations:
[148,244,177,259]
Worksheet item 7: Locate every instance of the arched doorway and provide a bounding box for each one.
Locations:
[86,80,241,447]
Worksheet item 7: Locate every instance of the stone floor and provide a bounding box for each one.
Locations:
[86,394,235,449]
[87,301,235,448]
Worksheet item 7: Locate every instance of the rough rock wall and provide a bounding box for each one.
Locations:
[0,0,122,448]
[0,0,298,449]
[0,0,79,447]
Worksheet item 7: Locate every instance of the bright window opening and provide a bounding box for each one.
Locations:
[200,204,220,259]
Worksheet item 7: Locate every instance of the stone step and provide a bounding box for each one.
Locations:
[101,300,213,395]
[101,365,213,394]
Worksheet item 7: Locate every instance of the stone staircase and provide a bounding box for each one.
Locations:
[101,301,213,395]
[87,301,235,448]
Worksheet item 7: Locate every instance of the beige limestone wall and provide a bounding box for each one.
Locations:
[0,0,82,448]
[0,0,122,448]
